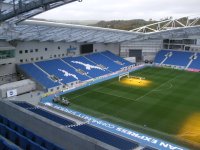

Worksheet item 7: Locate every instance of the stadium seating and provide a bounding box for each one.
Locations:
[62,56,110,78]
[154,50,171,64]
[0,136,19,150]
[188,53,200,69]
[19,63,60,89]
[71,124,139,150]
[142,146,158,150]
[164,50,192,67]
[35,59,89,84]
[101,50,133,66]
[85,52,123,72]
[154,50,198,68]
[18,51,133,89]
[0,114,63,150]
[12,102,140,149]
[13,102,75,126]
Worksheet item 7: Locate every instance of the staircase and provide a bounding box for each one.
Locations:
[33,63,63,85]
[160,51,173,65]
[60,58,92,79]
[100,52,124,65]
[186,53,198,69]
[33,62,49,75]
[83,56,113,73]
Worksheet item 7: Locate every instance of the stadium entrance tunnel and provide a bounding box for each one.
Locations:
[120,77,152,87]
[178,113,200,144]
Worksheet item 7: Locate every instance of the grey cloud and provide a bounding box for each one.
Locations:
[36,0,200,20]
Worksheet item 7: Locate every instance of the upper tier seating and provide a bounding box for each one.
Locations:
[13,102,75,126]
[12,102,139,149]
[0,136,19,150]
[62,56,110,78]
[101,51,132,66]
[19,63,60,89]
[85,53,122,72]
[142,147,158,150]
[36,59,89,84]
[188,53,200,69]
[164,51,192,67]
[0,114,63,150]
[71,124,139,150]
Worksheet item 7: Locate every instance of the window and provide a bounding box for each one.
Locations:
[54,55,56,58]
[58,46,60,50]
[58,54,61,57]
[25,50,28,53]
[62,54,65,57]
[35,49,38,52]
[36,57,39,61]
[45,48,48,51]
[19,50,23,54]
[57,87,60,90]
[30,49,33,53]
[31,58,34,61]
[40,56,43,60]
[20,59,23,63]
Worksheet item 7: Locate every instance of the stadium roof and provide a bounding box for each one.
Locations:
[1,19,200,43]
[130,16,200,40]
[0,20,144,43]
[0,0,80,24]
[0,0,200,43]
[146,25,200,39]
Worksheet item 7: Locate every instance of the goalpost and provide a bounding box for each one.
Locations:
[119,72,145,81]
[119,72,129,81]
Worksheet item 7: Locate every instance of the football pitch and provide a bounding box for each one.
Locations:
[62,67,200,147]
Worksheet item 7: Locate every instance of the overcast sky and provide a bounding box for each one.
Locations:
[35,0,200,21]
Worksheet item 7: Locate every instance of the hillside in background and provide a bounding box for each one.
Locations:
[32,18,157,30]
[89,19,157,30]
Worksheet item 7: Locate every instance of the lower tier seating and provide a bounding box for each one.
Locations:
[18,51,133,90]
[154,50,170,64]
[36,59,89,84]
[62,56,110,78]
[85,53,123,72]
[154,50,200,70]
[164,51,192,67]
[101,51,132,66]
[19,63,60,89]
[188,53,200,69]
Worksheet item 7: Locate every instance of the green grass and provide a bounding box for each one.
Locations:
[62,67,200,148]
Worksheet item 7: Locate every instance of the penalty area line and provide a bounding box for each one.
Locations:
[94,90,136,101]
[135,74,180,101]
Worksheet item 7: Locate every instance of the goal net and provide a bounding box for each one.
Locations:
[119,72,145,81]
[119,72,129,81]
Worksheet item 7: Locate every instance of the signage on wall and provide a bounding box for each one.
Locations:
[67,47,77,51]
[43,102,187,150]
[7,89,17,98]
